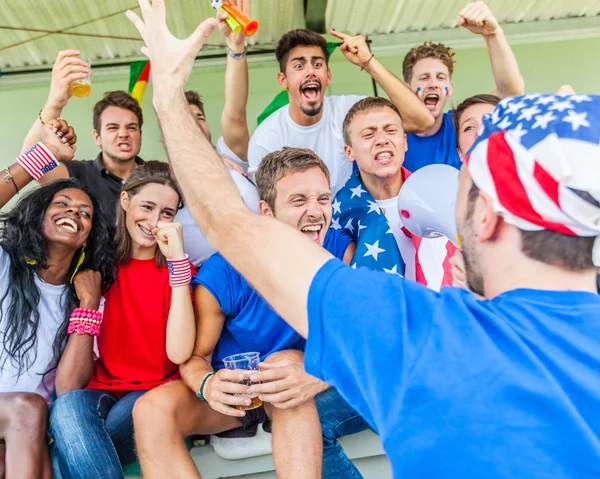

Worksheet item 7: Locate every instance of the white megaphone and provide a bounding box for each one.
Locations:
[397,164,460,246]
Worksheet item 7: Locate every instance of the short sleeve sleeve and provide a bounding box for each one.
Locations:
[248,125,279,175]
[192,255,238,316]
[323,230,353,260]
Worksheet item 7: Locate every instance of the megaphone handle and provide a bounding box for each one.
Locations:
[221,4,251,30]
[222,8,242,33]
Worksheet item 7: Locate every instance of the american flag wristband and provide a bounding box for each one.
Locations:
[17,143,59,181]
[167,255,192,287]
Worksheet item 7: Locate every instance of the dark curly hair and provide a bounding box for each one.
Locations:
[0,179,117,380]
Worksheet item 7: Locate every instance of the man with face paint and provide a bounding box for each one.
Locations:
[402,1,524,172]
[248,29,434,195]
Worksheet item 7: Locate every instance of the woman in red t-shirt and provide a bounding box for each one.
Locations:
[48,161,196,478]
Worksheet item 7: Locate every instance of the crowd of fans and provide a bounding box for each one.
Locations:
[1,1,599,478]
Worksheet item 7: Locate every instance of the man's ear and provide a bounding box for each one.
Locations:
[93,129,101,147]
[477,191,500,243]
[277,71,288,90]
[258,200,275,217]
[344,144,355,162]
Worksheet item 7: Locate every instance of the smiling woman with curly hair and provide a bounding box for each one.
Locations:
[0,120,116,479]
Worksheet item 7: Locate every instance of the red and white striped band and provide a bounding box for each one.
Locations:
[16,143,59,181]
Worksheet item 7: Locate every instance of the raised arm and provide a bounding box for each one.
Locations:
[217,0,250,162]
[330,30,434,134]
[457,1,524,98]
[0,120,77,209]
[127,1,329,338]
[21,50,89,184]
[153,221,196,364]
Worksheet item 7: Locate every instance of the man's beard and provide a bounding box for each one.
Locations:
[459,215,485,297]
[300,103,323,117]
[104,150,137,163]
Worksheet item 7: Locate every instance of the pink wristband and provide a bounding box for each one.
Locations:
[167,255,192,287]
[68,320,101,337]
[71,307,103,321]
[16,143,60,180]
[67,307,103,337]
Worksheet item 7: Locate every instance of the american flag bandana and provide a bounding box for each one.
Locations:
[332,169,455,291]
[466,94,600,266]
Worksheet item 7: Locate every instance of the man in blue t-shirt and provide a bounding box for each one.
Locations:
[132,147,354,478]
[131,4,600,478]
[402,1,524,172]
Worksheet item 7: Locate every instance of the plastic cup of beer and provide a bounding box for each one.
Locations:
[69,55,92,98]
[223,352,262,411]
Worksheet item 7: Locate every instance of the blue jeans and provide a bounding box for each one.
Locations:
[49,389,146,479]
[315,388,370,479]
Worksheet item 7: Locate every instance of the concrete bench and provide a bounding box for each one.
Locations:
[125,429,391,478]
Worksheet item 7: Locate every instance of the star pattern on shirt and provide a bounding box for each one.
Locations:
[367,201,381,215]
[517,105,541,122]
[562,110,590,131]
[364,240,385,261]
[332,198,342,215]
[357,220,367,234]
[344,217,355,234]
[531,111,557,130]
[549,100,574,113]
[350,184,367,199]
[383,264,402,276]
[535,95,556,106]
[330,217,341,230]
[487,94,596,150]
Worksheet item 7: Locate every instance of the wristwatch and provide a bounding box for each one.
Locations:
[227,42,247,60]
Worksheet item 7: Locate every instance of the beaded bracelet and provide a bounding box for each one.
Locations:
[68,321,101,336]
[167,255,192,287]
[71,307,103,321]
[17,143,59,181]
[196,371,216,402]
[68,307,103,337]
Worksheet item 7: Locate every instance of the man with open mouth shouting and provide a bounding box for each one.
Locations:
[248,28,434,196]
[402,1,524,173]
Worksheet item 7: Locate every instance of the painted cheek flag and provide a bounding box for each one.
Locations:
[128,60,151,106]
[257,42,339,126]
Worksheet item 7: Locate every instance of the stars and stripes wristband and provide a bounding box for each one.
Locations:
[167,255,192,287]
[17,143,59,181]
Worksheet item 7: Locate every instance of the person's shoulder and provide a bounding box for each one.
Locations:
[63,158,98,177]
[201,252,230,272]
[323,229,353,257]
[251,106,289,137]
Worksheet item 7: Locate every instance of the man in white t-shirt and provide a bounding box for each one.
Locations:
[248,28,434,195]
[333,97,455,290]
